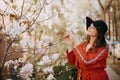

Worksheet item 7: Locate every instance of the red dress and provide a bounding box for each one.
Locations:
[66,41,109,80]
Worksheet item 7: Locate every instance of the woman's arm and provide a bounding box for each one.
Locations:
[65,32,80,66]
[66,50,76,65]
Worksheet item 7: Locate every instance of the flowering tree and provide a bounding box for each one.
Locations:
[0,0,61,79]
[0,0,87,80]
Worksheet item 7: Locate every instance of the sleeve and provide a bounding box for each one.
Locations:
[66,49,80,69]
[75,47,109,65]
[66,49,75,65]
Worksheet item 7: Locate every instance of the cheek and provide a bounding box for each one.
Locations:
[93,30,98,35]
[92,30,98,36]
[86,30,98,36]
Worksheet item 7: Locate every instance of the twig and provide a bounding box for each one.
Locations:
[23,0,35,19]
[19,0,46,35]
[3,0,9,13]
[20,0,25,18]
[36,9,58,23]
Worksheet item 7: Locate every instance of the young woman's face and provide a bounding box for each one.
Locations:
[86,23,98,37]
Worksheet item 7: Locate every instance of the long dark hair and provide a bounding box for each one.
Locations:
[86,29,107,48]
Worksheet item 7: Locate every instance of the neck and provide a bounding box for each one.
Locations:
[89,37,97,48]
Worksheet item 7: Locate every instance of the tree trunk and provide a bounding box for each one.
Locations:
[0,33,5,79]
[0,67,4,80]
[112,5,118,41]
[107,9,111,40]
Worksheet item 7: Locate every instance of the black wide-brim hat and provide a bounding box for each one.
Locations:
[86,17,108,35]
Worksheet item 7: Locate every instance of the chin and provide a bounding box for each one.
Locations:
[86,31,90,35]
[86,32,91,36]
[87,33,96,37]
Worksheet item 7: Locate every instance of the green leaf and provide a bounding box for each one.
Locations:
[53,64,77,80]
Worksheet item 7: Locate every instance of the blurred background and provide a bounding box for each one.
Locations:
[0,0,120,80]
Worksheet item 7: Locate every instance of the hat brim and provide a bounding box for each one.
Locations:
[86,17,94,29]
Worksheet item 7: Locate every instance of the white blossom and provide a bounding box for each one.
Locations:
[51,54,59,61]
[37,60,44,65]
[4,60,14,68]
[37,48,46,54]
[26,77,31,80]
[61,59,67,66]
[12,43,19,47]
[20,39,27,48]
[19,34,34,48]
[19,63,33,79]
[6,79,12,80]
[47,74,55,80]
[42,55,50,64]
[37,35,54,48]
[4,60,20,70]
[66,23,79,33]
[27,40,34,48]
[54,29,59,33]
[43,66,54,73]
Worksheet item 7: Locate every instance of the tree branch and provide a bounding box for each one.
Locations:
[36,9,58,23]
[1,40,14,67]
[20,0,25,18]
[98,0,105,12]
[105,0,112,12]
[21,0,46,34]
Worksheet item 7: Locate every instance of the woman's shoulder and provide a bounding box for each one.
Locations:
[97,44,109,50]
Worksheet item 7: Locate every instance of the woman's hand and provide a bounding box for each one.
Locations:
[65,35,74,52]
[65,32,76,52]
[65,35,74,46]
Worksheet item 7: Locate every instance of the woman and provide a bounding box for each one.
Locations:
[65,17,109,80]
